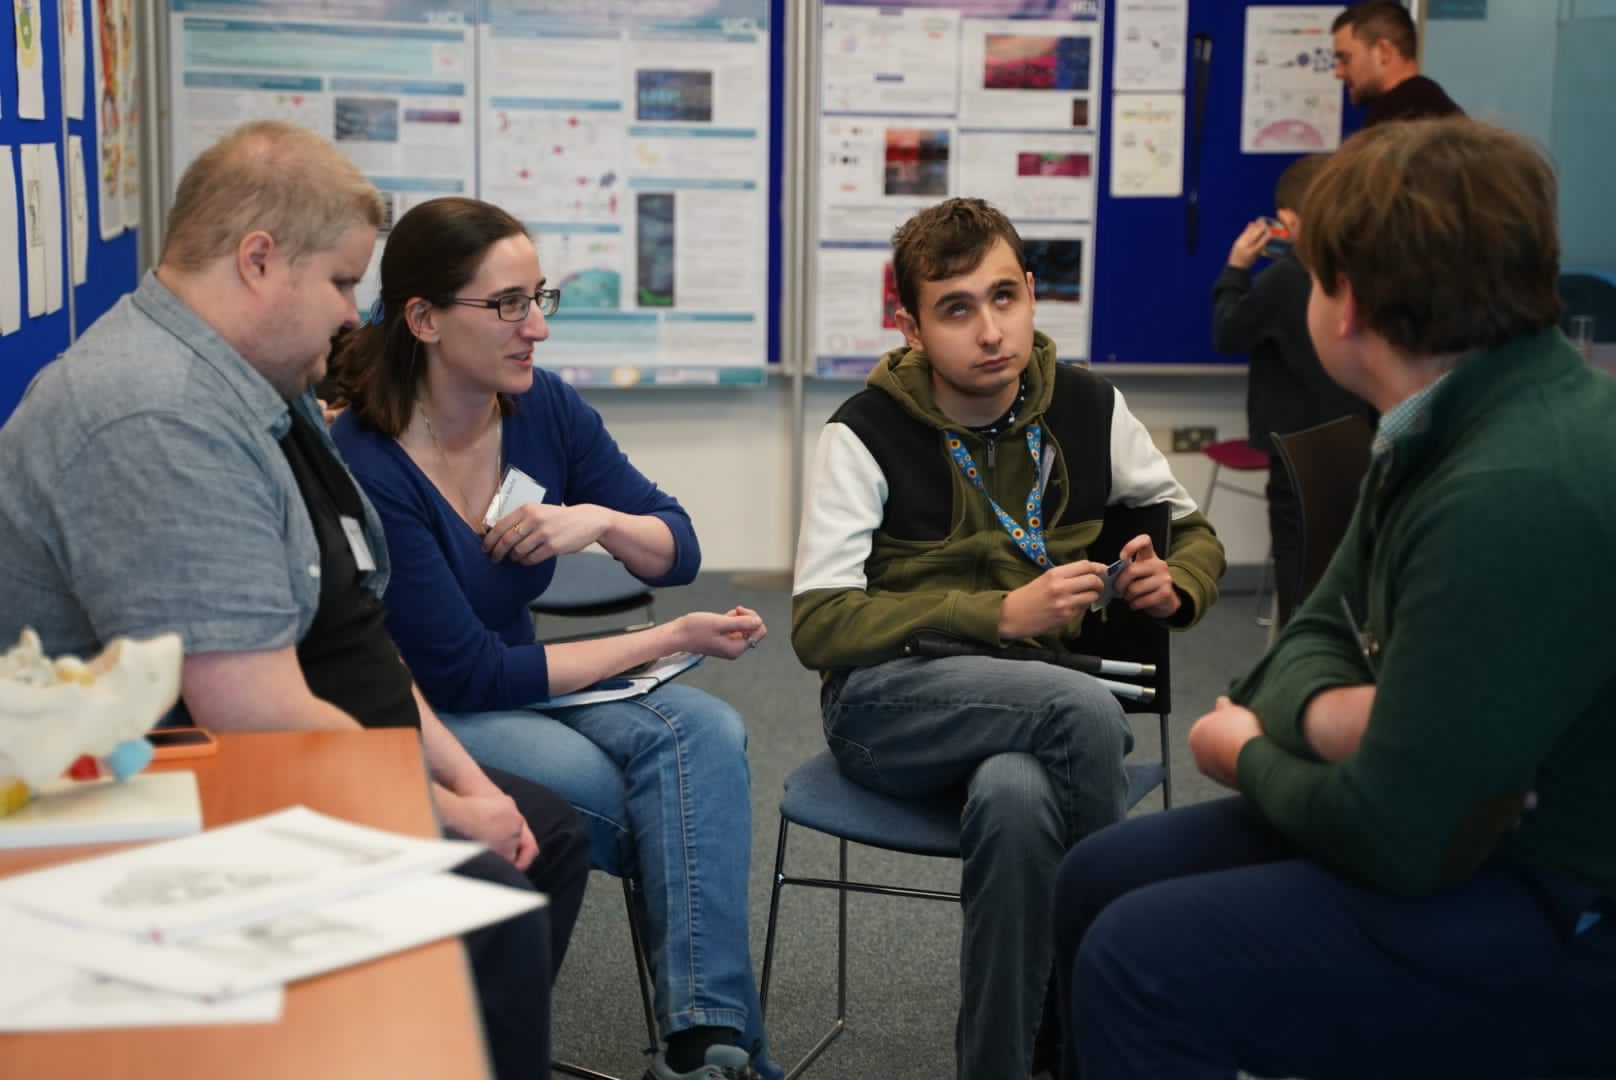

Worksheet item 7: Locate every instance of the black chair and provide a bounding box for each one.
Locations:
[529,550,655,644]
[532,552,659,1078]
[1271,413,1375,600]
[552,880,660,1080]
[757,502,1176,1077]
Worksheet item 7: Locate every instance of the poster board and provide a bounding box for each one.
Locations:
[813,0,1105,376]
[0,0,139,421]
[809,0,1359,375]
[164,0,776,387]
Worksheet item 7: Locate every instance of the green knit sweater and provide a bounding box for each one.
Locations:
[1233,328,1616,896]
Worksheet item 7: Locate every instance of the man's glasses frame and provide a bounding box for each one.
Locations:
[447,288,561,322]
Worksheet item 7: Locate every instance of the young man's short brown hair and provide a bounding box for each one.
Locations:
[1298,117,1561,356]
[162,121,385,272]
[891,198,1026,323]
[1274,155,1328,216]
[1332,1,1418,61]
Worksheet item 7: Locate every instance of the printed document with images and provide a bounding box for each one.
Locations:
[532,651,704,709]
[0,873,543,1003]
[0,805,480,941]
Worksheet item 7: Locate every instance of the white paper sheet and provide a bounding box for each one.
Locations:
[90,0,123,239]
[0,805,482,941]
[61,0,85,118]
[13,0,46,118]
[67,135,88,285]
[115,0,138,228]
[19,143,63,317]
[821,5,961,116]
[0,952,282,1031]
[1113,0,1188,91]
[0,146,20,335]
[1240,5,1344,154]
[1110,93,1184,198]
[0,873,541,1002]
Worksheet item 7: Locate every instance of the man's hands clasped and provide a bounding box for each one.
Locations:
[998,532,1181,640]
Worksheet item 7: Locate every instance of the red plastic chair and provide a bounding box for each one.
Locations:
[1200,439,1273,627]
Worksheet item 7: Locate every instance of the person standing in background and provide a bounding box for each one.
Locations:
[1332,1,1463,127]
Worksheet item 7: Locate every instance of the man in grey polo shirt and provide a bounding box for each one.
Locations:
[0,121,586,1080]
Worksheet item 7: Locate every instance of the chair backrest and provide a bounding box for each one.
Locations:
[1271,413,1375,598]
[1077,501,1173,715]
[528,550,655,644]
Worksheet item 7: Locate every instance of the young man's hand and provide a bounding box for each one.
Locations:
[1227,219,1270,270]
[1115,533,1182,619]
[999,561,1107,640]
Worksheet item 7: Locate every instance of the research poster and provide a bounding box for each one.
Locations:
[167,0,769,386]
[816,0,1102,377]
[169,0,477,231]
[1240,5,1343,154]
[479,1,770,386]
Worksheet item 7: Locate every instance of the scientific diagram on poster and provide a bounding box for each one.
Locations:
[815,0,1103,377]
[1240,5,1343,154]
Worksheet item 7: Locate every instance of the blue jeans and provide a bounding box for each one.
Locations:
[822,655,1132,1080]
[1054,797,1616,1079]
[444,684,779,1079]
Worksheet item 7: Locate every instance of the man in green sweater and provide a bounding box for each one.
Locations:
[1051,118,1616,1078]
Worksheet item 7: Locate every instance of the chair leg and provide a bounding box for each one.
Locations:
[758,815,850,1079]
[1254,547,1275,629]
[622,876,661,1056]
[551,876,662,1080]
[1159,711,1174,811]
[759,815,792,1017]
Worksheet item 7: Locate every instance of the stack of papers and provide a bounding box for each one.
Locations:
[0,806,543,1031]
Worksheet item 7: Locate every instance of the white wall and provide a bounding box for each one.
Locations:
[1422,4,1559,140]
[580,372,1270,574]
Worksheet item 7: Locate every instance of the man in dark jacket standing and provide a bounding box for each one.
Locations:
[1332,1,1462,127]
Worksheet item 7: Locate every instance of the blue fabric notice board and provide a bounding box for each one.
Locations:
[1090,0,1360,367]
[0,0,139,420]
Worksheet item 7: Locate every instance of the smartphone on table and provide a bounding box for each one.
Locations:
[145,726,219,761]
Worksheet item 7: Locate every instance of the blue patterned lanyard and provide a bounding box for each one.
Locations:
[945,423,1048,567]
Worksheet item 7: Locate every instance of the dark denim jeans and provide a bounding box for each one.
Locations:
[823,654,1132,1080]
[1055,796,1616,1079]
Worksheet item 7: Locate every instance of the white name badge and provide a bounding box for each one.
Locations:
[339,515,378,573]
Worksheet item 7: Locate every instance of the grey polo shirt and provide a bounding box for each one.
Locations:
[0,272,390,662]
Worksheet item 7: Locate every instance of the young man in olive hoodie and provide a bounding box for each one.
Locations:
[1054,119,1616,1079]
[792,197,1225,1078]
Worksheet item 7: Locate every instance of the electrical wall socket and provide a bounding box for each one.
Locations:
[1171,425,1218,453]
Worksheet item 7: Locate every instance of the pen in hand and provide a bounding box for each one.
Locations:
[1338,595,1379,681]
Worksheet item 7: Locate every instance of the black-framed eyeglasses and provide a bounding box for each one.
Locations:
[447,288,561,322]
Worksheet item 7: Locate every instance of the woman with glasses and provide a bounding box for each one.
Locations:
[328,197,777,1080]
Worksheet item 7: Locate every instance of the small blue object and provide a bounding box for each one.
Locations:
[1575,911,1603,936]
[105,738,155,780]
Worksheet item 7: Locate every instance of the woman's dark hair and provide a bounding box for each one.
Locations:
[327,197,527,436]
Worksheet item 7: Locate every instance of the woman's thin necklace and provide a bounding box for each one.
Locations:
[419,399,502,524]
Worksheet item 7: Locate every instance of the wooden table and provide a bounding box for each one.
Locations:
[0,729,491,1080]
